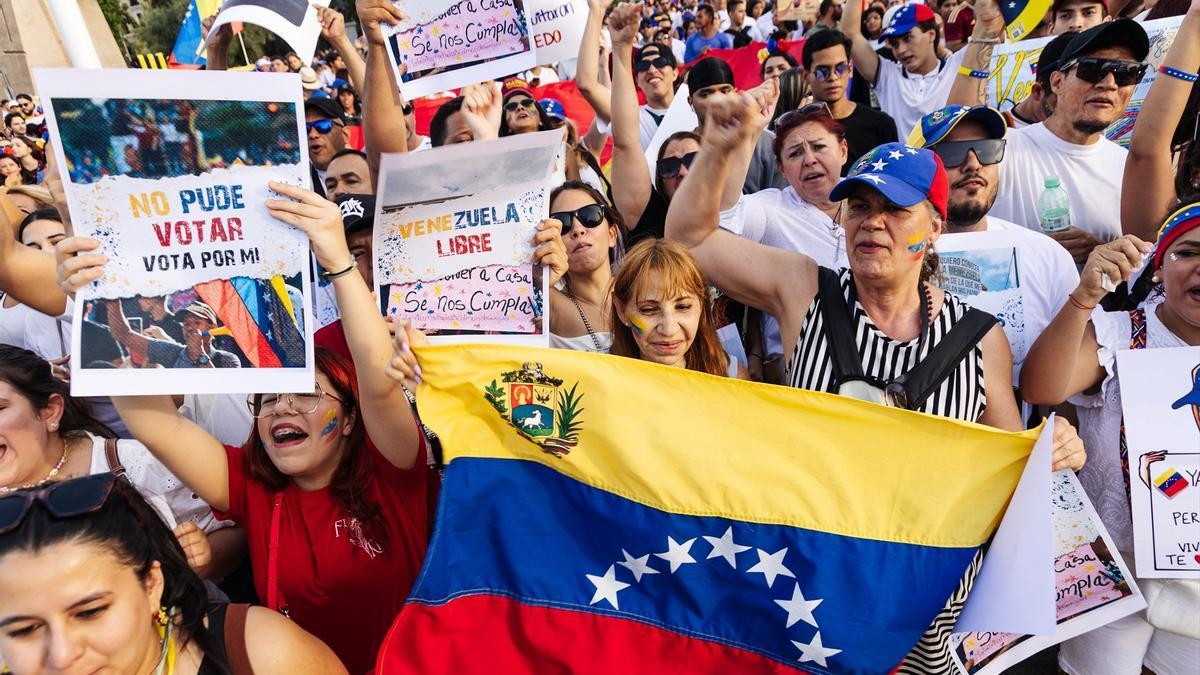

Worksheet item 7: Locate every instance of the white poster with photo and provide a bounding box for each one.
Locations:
[207,0,331,63]
[384,0,538,100]
[372,129,561,346]
[950,471,1145,675]
[1117,347,1200,580]
[527,0,588,66]
[936,233,1027,373]
[36,68,314,396]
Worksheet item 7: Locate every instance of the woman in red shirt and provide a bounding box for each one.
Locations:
[57,182,430,673]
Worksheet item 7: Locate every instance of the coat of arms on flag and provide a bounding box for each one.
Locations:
[484,362,583,458]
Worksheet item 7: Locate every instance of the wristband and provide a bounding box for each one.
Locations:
[1158,65,1199,83]
[967,35,1001,44]
[958,66,991,79]
[1067,293,1096,312]
[320,257,357,280]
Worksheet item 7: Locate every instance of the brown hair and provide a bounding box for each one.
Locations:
[654,131,703,198]
[609,239,728,376]
[551,180,626,263]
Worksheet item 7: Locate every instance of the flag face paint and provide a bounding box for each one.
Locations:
[907,232,927,259]
[629,315,649,336]
[320,408,338,438]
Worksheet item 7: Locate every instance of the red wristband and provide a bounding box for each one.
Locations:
[1067,293,1095,311]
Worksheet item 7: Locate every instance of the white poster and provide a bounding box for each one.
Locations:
[384,0,538,100]
[373,130,561,346]
[208,0,330,63]
[527,0,588,66]
[936,233,1027,374]
[1117,347,1200,580]
[36,68,314,396]
[950,472,1145,674]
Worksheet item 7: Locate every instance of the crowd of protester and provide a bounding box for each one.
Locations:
[0,0,1197,672]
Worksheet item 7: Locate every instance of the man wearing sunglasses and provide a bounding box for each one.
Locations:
[632,43,680,150]
[990,19,1149,263]
[802,30,898,175]
[304,98,350,198]
[911,105,1079,385]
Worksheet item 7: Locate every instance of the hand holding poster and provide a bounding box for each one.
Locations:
[207,0,331,63]
[384,0,538,99]
[373,129,561,346]
[36,69,314,396]
[1117,347,1200,580]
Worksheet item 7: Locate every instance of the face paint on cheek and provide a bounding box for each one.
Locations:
[320,408,339,438]
[629,315,649,336]
[906,231,928,260]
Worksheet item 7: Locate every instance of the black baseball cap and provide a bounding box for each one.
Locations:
[1057,18,1149,65]
[1036,31,1076,83]
[335,194,375,233]
[687,57,735,93]
[304,96,347,124]
[637,43,677,68]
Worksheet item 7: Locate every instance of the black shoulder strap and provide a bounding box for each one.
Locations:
[817,268,863,382]
[903,307,998,410]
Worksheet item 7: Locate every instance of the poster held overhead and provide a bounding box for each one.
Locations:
[526,0,588,67]
[35,68,315,396]
[207,0,331,63]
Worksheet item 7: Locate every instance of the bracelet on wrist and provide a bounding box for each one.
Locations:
[967,35,1001,44]
[1067,293,1096,312]
[1158,65,1200,83]
[957,66,991,79]
[320,256,357,280]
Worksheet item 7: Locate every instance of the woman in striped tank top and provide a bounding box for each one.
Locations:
[665,94,1087,673]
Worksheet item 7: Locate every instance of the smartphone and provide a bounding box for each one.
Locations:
[128,317,143,333]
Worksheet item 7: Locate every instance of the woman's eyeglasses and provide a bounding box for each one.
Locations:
[1058,57,1147,88]
[247,383,344,418]
[550,203,607,235]
[0,474,116,536]
[930,138,1007,168]
[504,98,538,113]
[811,63,851,81]
[659,152,698,179]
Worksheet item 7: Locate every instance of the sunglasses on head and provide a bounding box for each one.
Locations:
[551,203,607,235]
[812,63,851,81]
[1059,57,1147,87]
[0,474,116,536]
[659,151,698,179]
[931,138,1006,168]
[504,98,537,113]
[774,101,834,129]
[635,55,674,72]
[306,119,338,134]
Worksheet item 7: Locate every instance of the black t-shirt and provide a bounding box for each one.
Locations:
[837,104,899,175]
[628,187,669,245]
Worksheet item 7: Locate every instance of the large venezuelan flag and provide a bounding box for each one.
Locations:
[378,346,1038,674]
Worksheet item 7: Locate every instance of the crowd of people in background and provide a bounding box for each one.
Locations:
[0,0,1198,673]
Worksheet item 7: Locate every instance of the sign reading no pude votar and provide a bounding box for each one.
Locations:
[35,68,315,397]
[1118,347,1200,580]
[383,0,537,99]
[373,129,561,347]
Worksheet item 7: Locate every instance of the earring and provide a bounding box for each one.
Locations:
[49,422,58,430]
[153,606,170,627]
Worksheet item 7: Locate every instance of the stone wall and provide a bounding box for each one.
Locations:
[0,0,126,97]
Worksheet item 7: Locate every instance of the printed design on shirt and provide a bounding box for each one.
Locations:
[938,245,1027,362]
[484,362,584,459]
[334,517,383,559]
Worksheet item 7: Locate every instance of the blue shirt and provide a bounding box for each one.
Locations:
[684,31,732,63]
[146,338,241,368]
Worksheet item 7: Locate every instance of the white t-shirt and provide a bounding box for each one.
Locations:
[992,122,1128,242]
[0,298,70,359]
[179,393,254,448]
[874,48,968,140]
[720,186,848,359]
[935,216,1080,381]
[0,298,29,347]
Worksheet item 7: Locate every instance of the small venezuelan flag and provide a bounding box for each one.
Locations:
[1000,0,1054,42]
[1154,467,1189,499]
[378,345,1038,674]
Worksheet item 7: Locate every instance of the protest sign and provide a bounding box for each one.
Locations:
[527,0,588,67]
[950,471,1145,674]
[36,68,314,396]
[1117,347,1200,580]
[373,129,561,346]
[207,0,330,63]
[776,0,820,23]
[986,15,1182,147]
[384,0,538,100]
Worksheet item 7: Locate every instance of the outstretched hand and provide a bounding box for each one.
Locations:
[357,0,406,47]
[701,91,764,152]
[461,82,503,142]
[265,181,351,273]
[55,236,107,297]
[317,5,350,43]
[607,2,642,47]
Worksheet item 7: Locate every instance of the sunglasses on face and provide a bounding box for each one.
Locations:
[306,119,338,134]
[812,63,851,81]
[636,56,674,73]
[659,151,698,179]
[0,474,116,535]
[550,203,607,235]
[504,98,537,113]
[931,138,1006,168]
[1059,57,1147,87]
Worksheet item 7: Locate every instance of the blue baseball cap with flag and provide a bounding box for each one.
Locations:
[539,98,567,122]
[878,3,936,42]
[907,105,1007,148]
[831,142,949,219]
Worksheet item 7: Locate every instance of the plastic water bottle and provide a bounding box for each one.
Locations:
[1038,176,1071,233]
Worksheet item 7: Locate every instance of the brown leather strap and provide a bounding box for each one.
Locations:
[104,438,127,479]
[224,603,253,674]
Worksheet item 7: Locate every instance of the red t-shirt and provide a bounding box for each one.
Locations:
[215,442,429,674]
[945,6,975,44]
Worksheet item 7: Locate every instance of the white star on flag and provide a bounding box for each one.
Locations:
[586,565,631,609]
[793,631,842,667]
[870,158,888,171]
[655,536,698,573]
[906,147,920,155]
[746,547,795,588]
[888,150,904,159]
[861,174,886,185]
[775,582,823,628]
[617,549,660,582]
[1009,1,1016,7]
[704,526,751,568]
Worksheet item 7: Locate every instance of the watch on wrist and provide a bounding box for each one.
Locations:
[194,353,212,366]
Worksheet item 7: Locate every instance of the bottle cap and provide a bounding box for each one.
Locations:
[1044,176,1061,188]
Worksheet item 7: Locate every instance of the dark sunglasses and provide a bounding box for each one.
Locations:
[659,151,698,179]
[306,119,338,134]
[0,474,116,535]
[635,55,674,72]
[1059,57,1147,87]
[504,98,537,113]
[551,203,606,235]
[931,138,1007,168]
[812,63,851,81]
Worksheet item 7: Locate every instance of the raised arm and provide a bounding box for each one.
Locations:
[945,0,1005,107]
[359,0,410,175]
[104,299,151,359]
[318,6,366,93]
[201,14,231,71]
[665,93,815,321]
[460,82,502,143]
[577,0,613,124]
[840,0,881,85]
[608,3,653,229]
[266,182,421,470]
[1123,0,1200,241]
[719,79,778,211]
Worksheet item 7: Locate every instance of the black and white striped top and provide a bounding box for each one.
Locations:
[786,268,987,423]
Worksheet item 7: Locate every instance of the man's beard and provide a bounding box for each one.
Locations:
[1073,118,1112,135]
[947,198,991,230]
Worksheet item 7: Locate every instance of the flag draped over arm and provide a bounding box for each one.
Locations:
[378,346,1038,674]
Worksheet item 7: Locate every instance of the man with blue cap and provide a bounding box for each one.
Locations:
[910,104,1079,388]
[840,0,969,139]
